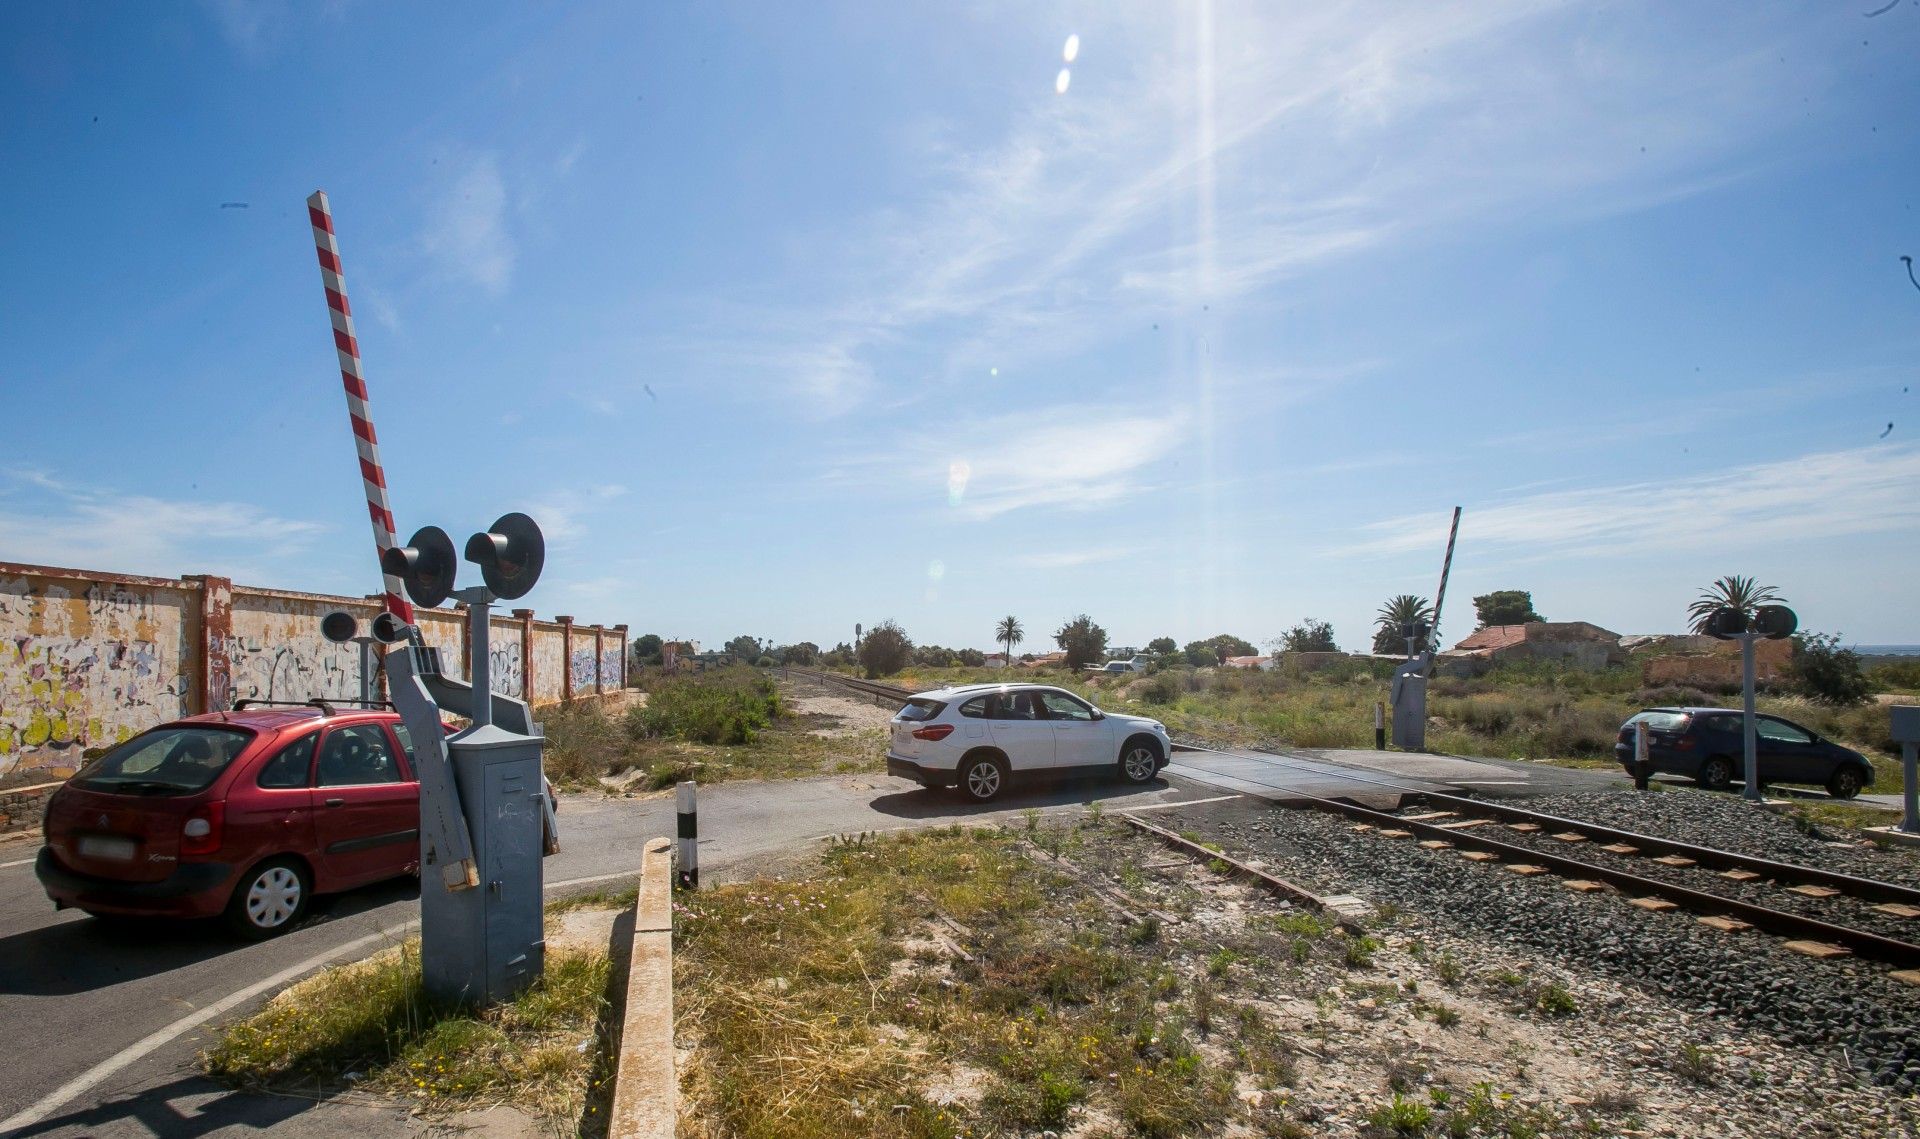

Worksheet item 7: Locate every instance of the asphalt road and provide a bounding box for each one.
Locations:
[0,769,1209,1138]
[0,747,1618,1137]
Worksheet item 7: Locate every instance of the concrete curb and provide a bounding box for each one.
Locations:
[609,836,675,1138]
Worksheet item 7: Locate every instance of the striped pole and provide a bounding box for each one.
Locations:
[306,190,413,625]
[676,781,698,890]
[1427,506,1462,657]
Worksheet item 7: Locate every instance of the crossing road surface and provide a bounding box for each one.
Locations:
[1169,745,1624,806]
[0,749,1607,1136]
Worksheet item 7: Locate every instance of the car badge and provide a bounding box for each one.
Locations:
[97,814,109,827]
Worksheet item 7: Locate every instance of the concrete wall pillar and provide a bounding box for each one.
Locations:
[593,624,606,695]
[183,575,233,713]
[513,608,535,702]
[613,624,629,688]
[557,615,575,703]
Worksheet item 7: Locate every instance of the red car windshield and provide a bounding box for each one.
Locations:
[71,725,255,796]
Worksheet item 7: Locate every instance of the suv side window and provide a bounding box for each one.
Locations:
[1040,692,1094,721]
[317,724,405,786]
[994,691,1041,720]
[256,734,317,789]
[958,696,990,718]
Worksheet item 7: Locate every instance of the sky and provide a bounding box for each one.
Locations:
[3,1,1918,654]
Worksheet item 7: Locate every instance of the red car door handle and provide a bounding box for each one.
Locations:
[324,797,346,808]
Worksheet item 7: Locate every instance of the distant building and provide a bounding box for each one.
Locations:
[1630,634,1792,685]
[1223,655,1275,670]
[982,652,1011,669]
[1022,651,1068,668]
[1442,622,1624,673]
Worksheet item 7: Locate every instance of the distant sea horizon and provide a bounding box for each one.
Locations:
[1852,644,1920,657]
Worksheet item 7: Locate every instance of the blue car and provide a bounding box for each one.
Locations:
[1615,707,1874,799]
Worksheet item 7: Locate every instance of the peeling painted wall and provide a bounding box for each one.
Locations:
[0,562,628,777]
[528,626,563,704]
[1,570,194,776]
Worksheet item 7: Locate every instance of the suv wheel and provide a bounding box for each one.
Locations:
[1698,756,1734,791]
[226,857,311,940]
[1119,743,1159,785]
[960,755,1007,803]
[1827,766,1864,801]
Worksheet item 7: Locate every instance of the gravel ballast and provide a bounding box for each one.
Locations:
[1151,796,1920,1097]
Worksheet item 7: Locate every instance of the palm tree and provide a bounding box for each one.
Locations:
[1687,575,1784,634]
[1372,594,1435,655]
[995,616,1024,663]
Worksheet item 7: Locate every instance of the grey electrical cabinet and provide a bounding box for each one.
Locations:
[1390,660,1428,751]
[421,724,546,1004]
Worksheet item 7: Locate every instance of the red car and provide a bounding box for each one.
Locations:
[37,703,432,938]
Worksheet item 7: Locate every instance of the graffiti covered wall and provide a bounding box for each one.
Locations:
[0,561,628,777]
[1,567,196,777]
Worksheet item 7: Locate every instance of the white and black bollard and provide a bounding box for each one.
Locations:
[1374,701,1386,750]
[675,780,698,890]
[1633,720,1653,791]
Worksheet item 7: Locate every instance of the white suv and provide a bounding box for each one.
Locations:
[886,684,1172,802]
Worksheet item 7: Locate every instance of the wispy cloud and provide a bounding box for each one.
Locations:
[691,3,1804,415]
[421,153,515,295]
[1012,547,1129,570]
[0,472,325,578]
[830,405,1188,521]
[1339,445,1920,561]
[525,483,628,544]
[200,0,294,63]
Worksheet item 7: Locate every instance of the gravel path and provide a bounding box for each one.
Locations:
[1153,798,1920,1095]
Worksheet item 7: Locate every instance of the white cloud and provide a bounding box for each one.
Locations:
[830,405,1188,521]
[1339,445,1920,562]
[1012,547,1128,570]
[421,154,515,295]
[696,3,1813,416]
[0,473,325,579]
[200,0,293,62]
[525,484,628,544]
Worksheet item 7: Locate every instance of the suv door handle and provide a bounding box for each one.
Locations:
[324,797,346,808]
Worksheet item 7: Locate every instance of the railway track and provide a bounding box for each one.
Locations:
[787,668,1920,970]
[1172,741,1920,970]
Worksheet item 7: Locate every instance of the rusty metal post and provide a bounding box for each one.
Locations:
[514,608,535,702]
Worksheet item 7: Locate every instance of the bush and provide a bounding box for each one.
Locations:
[858,619,913,678]
[634,668,783,744]
[1792,633,1871,707]
[540,702,627,785]
[1140,672,1183,705]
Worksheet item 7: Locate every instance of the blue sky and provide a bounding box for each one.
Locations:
[3,2,1918,653]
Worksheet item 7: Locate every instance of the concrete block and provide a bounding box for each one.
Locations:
[1873,903,1920,919]
[1601,844,1640,855]
[1651,855,1696,868]
[1781,940,1851,959]
[1563,880,1608,893]
[1507,864,1548,876]
[1890,969,1920,987]
[1459,851,1499,862]
[1551,832,1589,843]
[1505,823,1542,833]
[609,837,675,1139]
[1376,829,1413,839]
[1866,827,1920,850]
[1697,916,1753,933]
[1785,885,1840,899]
[1628,897,1678,912]
[1418,840,1453,850]
[1719,869,1762,882]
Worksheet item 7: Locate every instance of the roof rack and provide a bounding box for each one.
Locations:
[228,697,396,716]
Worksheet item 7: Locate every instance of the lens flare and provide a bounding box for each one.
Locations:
[927,559,946,582]
[1055,68,1071,94]
[947,459,971,506]
[1063,34,1080,62]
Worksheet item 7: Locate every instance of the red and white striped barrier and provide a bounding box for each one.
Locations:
[306,190,413,624]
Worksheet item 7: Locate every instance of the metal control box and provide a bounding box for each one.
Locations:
[421,724,546,1003]
[1893,705,1920,745]
[1390,659,1428,751]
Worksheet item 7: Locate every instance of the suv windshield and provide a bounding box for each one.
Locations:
[72,726,255,795]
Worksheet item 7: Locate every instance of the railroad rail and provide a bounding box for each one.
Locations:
[781,667,910,704]
[1171,742,1920,969]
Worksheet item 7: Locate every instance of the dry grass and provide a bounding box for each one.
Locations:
[202,918,615,1124]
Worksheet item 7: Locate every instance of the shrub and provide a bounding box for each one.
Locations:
[1140,672,1183,705]
[1792,633,1871,707]
[633,668,782,744]
[858,619,913,678]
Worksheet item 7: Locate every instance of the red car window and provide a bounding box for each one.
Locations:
[256,734,318,789]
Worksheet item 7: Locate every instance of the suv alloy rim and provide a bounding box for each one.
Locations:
[967,761,1000,799]
[246,866,302,929]
[1124,747,1156,781]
